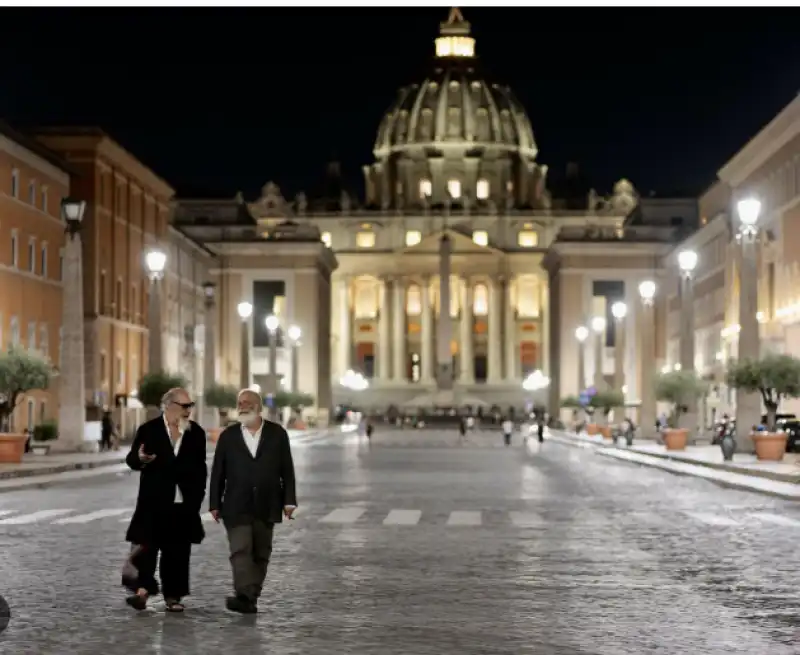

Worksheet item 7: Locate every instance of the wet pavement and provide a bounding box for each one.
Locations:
[0,427,799,654]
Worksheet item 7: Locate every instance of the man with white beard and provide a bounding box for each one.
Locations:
[209,389,297,614]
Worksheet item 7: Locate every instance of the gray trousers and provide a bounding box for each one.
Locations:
[225,520,275,601]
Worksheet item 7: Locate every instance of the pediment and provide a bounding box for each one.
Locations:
[402,229,504,256]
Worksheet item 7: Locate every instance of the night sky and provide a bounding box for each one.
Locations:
[1,8,798,201]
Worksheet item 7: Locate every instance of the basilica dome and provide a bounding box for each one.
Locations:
[363,9,548,210]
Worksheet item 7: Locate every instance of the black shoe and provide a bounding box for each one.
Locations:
[226,595,257,614]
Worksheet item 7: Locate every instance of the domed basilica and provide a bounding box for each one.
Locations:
[175,8,692,423]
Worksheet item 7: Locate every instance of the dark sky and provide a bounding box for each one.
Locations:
[1,8,798,201]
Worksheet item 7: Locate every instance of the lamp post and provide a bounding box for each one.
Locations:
[201,282,216,426]
[575,326,588,393]
[237,301,252,390]
[287,325,301,394]
[638,280,656,437]
[56,198,88,452]
[678,249,698,438]
[591,316,606,389]
[611,301,627,421]
[145,247,167,375]
[736,197,761,454]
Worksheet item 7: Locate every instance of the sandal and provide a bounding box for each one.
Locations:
[165,599,185,612]
[126,589,148,611]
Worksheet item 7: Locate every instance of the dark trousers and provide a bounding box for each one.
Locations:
[131,540,192,599]
[100,433,112,450]
[503,432,511,445]
[225,520,275,602]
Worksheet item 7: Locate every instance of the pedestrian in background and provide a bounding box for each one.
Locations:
[123,387,208,612]
[209,389,297,614]
[502,417,514,446]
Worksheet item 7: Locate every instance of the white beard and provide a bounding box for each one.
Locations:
[178,418,190,433]
[239,411,257,426]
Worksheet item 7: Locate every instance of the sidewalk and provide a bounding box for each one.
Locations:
[543,428,800,501]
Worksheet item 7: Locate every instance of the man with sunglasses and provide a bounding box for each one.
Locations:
[123,387,208,613]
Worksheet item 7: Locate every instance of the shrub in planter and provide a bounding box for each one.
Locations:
[137,371,188,408]
[589,389,624,438]
[654,370,707,450]
[726,354,800,460]
[33,420,58,442]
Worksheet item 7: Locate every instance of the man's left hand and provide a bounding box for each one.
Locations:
[284,505,296,520]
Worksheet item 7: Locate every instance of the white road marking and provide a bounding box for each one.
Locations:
[684,511,739,526]
[0,509,74,525]
[509,511,544,527]
[447,510,482,526]
[383,509,422,525]
[753,513,800,528]
[53,508,130,524]
[319,507,365,523]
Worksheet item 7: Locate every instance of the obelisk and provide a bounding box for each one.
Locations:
[437,234,454,390]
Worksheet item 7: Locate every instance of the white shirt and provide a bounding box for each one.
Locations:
[241,419,264,457]
[164,416,186,503]
[502,420,513,434]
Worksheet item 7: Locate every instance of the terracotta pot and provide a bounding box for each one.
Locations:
[586,423,599,435]
[663,428,688,451]
[752,432,787,461]
[600,426,612,439]
[0,433,28,464]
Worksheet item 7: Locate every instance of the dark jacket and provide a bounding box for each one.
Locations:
[209,420,297,527]
[124,416,208,545]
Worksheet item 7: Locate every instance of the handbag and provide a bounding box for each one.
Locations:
[121,544,146,592]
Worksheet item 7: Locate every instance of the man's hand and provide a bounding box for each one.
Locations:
[284,506,296,520]
[138,445,156,464]
[209,510,220,523]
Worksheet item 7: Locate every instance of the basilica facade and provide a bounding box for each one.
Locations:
[175,9,690,419]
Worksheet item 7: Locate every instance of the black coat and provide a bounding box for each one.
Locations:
[209,420,297,527]
[124,416,208,546]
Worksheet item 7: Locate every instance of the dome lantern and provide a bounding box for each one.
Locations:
[435,7,475,59]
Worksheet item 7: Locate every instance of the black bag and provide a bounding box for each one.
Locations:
[121,544,146,592]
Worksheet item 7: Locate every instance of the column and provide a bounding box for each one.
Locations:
[679,274,697,435]
[202,288,217,427]
[614,318,625,392]
[593,327,604,389]
[639,298,656,438]
[541,279,550,377]
[338,277,351,376]
[436,235,454,389]
[420,278,434,383]
[459,280,474,384]
[240,319,250,390]
[577,340,586,392]
[737,235,760,453]
[392,278,406,382]
[55,230,86,452]
[487,277,502,384]
[378,278,390,382]
[504,277,517,381]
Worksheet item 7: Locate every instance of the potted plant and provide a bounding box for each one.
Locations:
[31,420,58,455]
[137,371,188,419]
[203,383,238,442]
[590,389,625,440]
[726,354,800,461]
[288,392,314,428]
[0,346,55,463]
[654,370,707,451]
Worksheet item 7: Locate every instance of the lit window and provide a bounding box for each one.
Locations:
[447,179,461,199]
[435,35,475,58]
[405,230,421,247]
[472,230,488,247]
[473,284,488,316]
[517,231,538,247]
[321,232,332,248]
[419,179,432,198]
[356,231,375,248]
[476,179,489,200]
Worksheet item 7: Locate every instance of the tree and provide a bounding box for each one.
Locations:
[726,354,800,431]
[137,371,188,408]
[0,346,54,427]
[589,389,625,422]
[273,391,315,412]
[655,370,707,429]
[204,383,238,411]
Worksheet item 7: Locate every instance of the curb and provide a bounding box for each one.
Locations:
[0,457,126,481]
[544,432,800,501]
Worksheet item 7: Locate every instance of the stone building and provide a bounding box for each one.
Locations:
[0,120,71,431]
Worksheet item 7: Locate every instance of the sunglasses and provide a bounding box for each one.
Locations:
[173,401,195,410]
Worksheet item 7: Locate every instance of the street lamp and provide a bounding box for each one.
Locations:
[287,324,301,394]
[56,198,88,451]
[575,326,588,392]
[200,282,216,426]
[678,249,698,436]
[611,302,627,411]
[265,314,280,417]
[611,301,627,320]
[639,280,657,437]
[575,326,588,342]
[591,316,606,389]
[61,198,87,239]
[145,247,167,375]
[238,301,252,390]
[736,196,761,453]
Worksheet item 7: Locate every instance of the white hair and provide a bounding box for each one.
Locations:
[237,389,263,411]
[161,387,187,410]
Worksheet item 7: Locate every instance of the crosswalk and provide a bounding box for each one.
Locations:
[0,506,799,529]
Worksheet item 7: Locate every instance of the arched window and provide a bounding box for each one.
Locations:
[473,283,488,316]
[406,284,422,316]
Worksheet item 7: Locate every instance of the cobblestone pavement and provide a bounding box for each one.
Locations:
[1,428,799,654]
